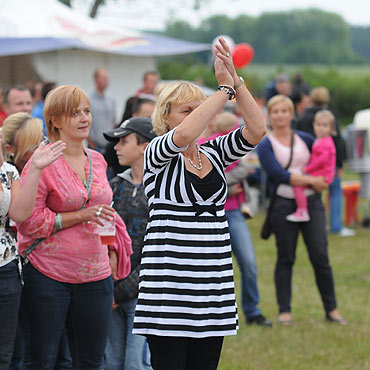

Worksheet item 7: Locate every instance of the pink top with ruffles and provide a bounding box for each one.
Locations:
[17,149,132,284]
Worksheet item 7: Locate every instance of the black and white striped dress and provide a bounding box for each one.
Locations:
[133,126,255,338]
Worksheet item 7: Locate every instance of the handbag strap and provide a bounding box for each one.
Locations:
[21,149,93,262]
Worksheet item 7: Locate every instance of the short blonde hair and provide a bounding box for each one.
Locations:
[314,109,337,135]
[152,81,207,136]
[310,87,329,106]
[267,94,294,114]
[215,112,238,133]
[44,85,90,142]
[2,112,43,166]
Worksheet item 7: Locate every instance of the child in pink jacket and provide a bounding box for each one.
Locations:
[287,110,337,222]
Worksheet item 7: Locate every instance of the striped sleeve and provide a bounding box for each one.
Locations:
[144,129,188,172]
[206,126,256,168]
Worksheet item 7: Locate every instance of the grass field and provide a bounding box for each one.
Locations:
[217,201,370,369]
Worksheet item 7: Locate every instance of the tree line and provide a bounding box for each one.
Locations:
[160,9,370,65]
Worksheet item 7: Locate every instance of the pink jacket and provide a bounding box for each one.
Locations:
[305,136,336,184]
[17,149,132,283]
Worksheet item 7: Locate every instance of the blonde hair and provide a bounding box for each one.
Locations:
[310,87,329,106]
[267,95,294,114]
[44,85,90,142]
[2,112,43,165]
[152,81,207,136]
[314,109,337,135]
[215,112,238,133]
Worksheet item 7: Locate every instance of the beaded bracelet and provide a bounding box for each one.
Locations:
[54,213,63,231]
[218,85,236,100]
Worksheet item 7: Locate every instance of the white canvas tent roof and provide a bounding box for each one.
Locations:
[0,0,210,56]
[0,0,210,118]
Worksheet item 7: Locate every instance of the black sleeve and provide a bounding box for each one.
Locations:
[113,265,141,303]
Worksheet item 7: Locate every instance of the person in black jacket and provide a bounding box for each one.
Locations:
[294,87,355,237]
[103,117,156,370]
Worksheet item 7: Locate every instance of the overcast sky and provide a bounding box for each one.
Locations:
[91,0,370,31]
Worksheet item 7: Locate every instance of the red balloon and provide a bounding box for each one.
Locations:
[232,43,254,69]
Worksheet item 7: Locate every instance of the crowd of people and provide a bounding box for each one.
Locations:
[0,37,351,370]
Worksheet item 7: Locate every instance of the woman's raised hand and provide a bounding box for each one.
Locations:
[214,37,239,87]
[31,140,66,170]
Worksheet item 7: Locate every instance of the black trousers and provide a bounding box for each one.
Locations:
[146,335,224,370]
[270,194,337,314]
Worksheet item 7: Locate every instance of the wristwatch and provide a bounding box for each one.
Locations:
[234,76,244,89]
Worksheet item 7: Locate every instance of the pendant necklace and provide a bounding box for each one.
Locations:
[185,144,202,171]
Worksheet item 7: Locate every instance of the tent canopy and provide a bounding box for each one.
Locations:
[0,0,210,57]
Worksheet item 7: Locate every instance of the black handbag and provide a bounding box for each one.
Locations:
[260,132,294,240]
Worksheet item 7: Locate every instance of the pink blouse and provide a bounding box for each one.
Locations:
[17,149,132,284]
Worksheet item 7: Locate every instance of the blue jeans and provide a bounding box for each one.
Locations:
[0,260,22,369]
[226,210,261,319]
[21,263,113,370]
[329,175,343,233]
[105,298,152,370]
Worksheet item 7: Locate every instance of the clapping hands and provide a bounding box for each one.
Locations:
[214,37,239,87]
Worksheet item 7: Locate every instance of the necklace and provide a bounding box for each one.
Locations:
[185,144,202,171]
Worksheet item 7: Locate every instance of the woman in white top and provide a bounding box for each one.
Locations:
[0,113,65,368]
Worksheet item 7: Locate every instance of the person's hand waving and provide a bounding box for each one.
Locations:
[31,140,66,170]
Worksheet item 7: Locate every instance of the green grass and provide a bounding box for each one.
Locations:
[218,211,370,370]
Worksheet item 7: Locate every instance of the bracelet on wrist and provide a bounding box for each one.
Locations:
[217,85,236,100]
[234,76,245,89]
[54,213,63,231]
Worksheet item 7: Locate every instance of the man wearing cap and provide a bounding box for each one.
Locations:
[103,117,155,370]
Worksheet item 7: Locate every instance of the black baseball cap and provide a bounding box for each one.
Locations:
[103,117,156,142]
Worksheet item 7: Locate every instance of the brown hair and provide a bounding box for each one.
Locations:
[215,112,238,133]
[152,81,206,136]
[310,87,329,106]
[2,112,43,167]
[43,85,90,142]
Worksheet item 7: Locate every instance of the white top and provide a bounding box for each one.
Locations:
[0,162,19,267]
[269,133,314,199]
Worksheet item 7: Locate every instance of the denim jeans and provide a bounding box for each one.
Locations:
[21,263,113,370]
[105,298,152,370]
[329,175,343,233]
[226,209,261,319]
[0,260,22,369]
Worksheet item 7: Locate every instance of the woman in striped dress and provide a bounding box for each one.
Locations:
[133,38,267,370]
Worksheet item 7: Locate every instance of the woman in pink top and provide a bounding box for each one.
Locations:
[287,110,337,222]
[17,85,132,369]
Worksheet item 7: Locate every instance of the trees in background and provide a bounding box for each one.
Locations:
[162,9,368,64]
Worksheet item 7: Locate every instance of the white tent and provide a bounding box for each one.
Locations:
[0,0,210,117]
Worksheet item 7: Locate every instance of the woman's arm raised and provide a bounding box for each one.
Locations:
[9,141,66,223]
[214,38,267,145]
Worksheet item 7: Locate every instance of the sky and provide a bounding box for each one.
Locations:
[90,0,370,31]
